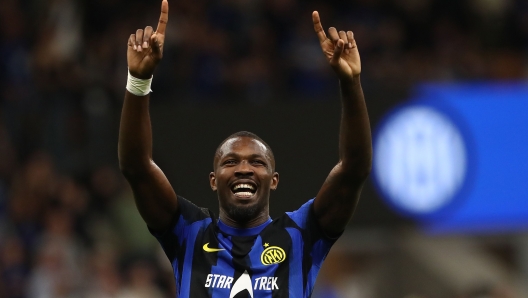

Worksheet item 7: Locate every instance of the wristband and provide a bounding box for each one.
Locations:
[126,70,152,96]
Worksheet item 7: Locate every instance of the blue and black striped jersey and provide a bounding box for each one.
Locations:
[151,196,339,298]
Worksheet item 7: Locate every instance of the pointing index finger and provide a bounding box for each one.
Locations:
[312,11,327,43]
[156,0,169,35]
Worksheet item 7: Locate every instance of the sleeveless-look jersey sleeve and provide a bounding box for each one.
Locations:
[149,196,211,261]
[285,198,342,268]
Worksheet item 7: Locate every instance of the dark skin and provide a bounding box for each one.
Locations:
[118,1,372,236]
[210,137,279,228]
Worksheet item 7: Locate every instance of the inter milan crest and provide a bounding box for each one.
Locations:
[260,244,286,265]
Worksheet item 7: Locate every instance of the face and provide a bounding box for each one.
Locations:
[209,137,279,224]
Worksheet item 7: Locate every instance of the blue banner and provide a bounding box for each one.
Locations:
[372,82,528,233]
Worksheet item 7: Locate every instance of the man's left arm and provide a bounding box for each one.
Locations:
[312,11,373,237]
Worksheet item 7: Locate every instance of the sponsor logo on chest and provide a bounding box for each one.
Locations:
[204,273,279,290]
[202,243,286,296]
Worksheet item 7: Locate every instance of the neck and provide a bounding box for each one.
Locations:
[219,208,269,229]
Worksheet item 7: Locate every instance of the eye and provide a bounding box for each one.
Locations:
[223,159,237,166]
[251,160,266,166]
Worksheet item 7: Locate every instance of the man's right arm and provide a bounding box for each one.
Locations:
[118,0,178,232]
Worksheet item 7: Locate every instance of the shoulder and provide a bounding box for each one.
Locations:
[266,199,316,234]
[150,196,212,239]
[278,198,341,242]
[177,196,210,222]
[284,198,316,229]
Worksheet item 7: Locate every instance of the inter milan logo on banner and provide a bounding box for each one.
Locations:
[373,105,468,216]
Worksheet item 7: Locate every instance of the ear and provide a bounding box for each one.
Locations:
[270,172,279,190]
[209,172,217,191]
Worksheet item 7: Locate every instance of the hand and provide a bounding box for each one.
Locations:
[312,11,361,81]
[127,0,169,79]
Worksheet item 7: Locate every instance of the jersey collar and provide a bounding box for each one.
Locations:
[217,217,272,236]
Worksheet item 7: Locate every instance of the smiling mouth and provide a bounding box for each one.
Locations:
[231,183,257,198]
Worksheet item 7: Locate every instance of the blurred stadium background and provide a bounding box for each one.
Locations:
[1,0,528,297]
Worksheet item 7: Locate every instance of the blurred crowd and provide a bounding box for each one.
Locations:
[0,149,174,297]
[0,0,528,297]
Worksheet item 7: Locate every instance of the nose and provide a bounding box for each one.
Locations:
[235,160,254,176]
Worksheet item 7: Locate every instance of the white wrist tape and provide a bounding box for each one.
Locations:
[126,70,152,96]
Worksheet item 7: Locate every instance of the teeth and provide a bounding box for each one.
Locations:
[233,184,255,191]
[234,192,254,198]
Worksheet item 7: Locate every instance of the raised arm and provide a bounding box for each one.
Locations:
[118,0,178,232]
[312,11,373,237]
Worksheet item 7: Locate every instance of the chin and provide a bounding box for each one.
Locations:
[226,203,260,223]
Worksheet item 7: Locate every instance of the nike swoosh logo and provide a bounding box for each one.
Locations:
[203,243,226,252]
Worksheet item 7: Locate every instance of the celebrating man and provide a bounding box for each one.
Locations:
[118,0,372,297]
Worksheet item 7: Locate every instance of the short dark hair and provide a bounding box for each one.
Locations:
[214,131,275,170]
